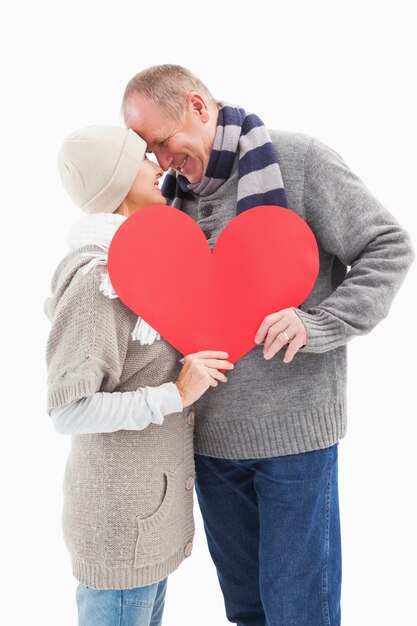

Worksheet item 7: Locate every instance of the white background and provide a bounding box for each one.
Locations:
[1,1,416,624]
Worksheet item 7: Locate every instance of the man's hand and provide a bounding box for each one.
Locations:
[254,308,307,363]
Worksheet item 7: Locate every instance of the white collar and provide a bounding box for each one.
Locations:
[67,212,126,250]
[66,212,160,346]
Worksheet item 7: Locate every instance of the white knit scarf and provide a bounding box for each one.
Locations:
[66,213,160,346]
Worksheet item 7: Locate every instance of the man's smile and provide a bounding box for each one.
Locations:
[176,155,189,173]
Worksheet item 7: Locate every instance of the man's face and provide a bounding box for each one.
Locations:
[124,92,217,184]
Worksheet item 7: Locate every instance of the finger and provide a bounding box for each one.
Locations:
[264,322,303,359]
[200,359,234,370]
[263,328,282,353]
[263,335,286,359]
[277,323,299,345]
[263,321,295,353]
[205,368,228,383]
[283,336,306,363]
[254,311,284,345]
[185,350,229,360]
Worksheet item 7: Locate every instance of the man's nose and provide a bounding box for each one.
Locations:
[153,147,173,171]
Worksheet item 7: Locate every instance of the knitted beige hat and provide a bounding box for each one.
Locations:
[58,126,147,214]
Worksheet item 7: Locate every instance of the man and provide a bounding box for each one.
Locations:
[122,64,414,626]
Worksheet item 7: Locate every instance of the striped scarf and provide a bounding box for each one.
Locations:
[161,104,287,214]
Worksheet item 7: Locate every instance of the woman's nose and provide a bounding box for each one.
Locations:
[150,161,164,178]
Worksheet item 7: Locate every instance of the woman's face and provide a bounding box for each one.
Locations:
[124,157,165,212]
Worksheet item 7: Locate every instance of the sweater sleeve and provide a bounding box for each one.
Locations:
[293,138,415,353]
[46,266,133,413]
[50,382,183,434]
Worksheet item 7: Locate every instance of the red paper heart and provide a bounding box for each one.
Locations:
[108,205,319,363]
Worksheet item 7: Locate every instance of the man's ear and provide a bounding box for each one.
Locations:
[187,92,210,123]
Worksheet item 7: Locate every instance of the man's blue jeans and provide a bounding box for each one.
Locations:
[195,445,341,626]
[76,578,167,626]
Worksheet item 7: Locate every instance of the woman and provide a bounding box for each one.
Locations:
[44,125,233,626]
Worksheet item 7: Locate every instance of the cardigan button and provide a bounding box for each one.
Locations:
[184,541,193,557]
[200,205,213,218]
[187,410,195,426]
[185,476,195,491]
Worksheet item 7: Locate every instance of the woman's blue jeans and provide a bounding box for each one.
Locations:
[195,445,341,626]
[76,577,167,626]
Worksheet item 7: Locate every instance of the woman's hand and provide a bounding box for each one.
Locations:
[175,351,234,408]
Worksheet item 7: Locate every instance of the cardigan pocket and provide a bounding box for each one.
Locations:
[134,461,186,568]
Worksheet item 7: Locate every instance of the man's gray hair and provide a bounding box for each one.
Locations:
[122,64,218,120]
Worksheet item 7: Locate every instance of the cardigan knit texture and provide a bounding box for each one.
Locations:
[45,245,195,590]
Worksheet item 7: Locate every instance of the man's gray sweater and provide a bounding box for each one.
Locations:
[180,131,414,459]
